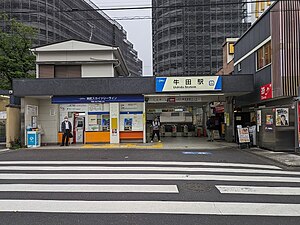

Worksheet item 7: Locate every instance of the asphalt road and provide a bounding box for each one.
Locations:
[0,147,299,225]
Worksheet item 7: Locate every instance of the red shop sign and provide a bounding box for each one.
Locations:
[260,83,272,100]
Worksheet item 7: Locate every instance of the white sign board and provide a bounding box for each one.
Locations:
[26,105,38,116]
[237,128,251,143]
[0,111,6,119]
[147,96,203,103]
[156,76,222,92]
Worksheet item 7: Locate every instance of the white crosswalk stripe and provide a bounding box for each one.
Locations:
[0,166,296,175]
[1,173,300,183]
[0,184,179,193]
[0,200,299,216]
[0,160,281,169]
[0,160,299,216]
[216,185,300,195]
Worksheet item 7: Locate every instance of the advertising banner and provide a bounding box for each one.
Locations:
[260,83,272,100]
[275,108,289,126]
[156,76,222,92]
[237,128,250,143]
[52,95,144,104]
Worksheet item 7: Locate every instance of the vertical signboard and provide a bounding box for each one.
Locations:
[260,83,272,100]
[110,103,120,144]
[256,110,262,132]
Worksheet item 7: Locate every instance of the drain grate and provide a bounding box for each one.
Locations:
[181,183,213,192]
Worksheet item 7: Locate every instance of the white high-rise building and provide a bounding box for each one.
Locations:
[247,0,275,24]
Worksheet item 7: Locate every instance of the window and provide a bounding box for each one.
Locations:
[229,43,235,54]
[257,41,272,70]
[237,63,241,72]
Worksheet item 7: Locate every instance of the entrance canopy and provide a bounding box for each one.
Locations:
[12,75,253,97]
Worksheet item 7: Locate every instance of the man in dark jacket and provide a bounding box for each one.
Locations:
[206,117,214,142]
[151,117,161,143]
[61,116,72,146]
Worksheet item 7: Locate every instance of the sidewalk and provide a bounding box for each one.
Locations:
[34,137,237,151]
[17,137,300,168]
[245,148,300,168]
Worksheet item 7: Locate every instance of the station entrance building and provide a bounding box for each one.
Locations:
[12,75,253,146]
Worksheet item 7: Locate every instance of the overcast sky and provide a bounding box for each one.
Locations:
[93,0,152,76]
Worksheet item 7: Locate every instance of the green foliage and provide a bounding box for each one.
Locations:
[9,138,23,149]
[0,14,37,90]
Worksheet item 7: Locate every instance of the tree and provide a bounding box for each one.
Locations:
[0,14,37,90]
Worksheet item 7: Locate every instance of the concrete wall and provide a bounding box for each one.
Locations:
[82,64,113,78]
[37,51,114,62]
[38,99,59,144]
[23,98,39,130]
[22,98,60,145]
[6,107,20,148]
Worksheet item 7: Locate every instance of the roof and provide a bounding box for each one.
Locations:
[31,39,118,52]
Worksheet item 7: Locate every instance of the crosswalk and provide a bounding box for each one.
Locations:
[0,160,300,216]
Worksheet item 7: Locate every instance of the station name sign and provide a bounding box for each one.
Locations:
[156,76,222,92]
[52,95,144,104]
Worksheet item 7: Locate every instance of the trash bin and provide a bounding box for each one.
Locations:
[27,131,41,148]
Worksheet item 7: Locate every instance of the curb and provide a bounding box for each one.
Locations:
[243,148,300,168]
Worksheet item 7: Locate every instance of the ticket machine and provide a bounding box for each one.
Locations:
[74,114,85,144]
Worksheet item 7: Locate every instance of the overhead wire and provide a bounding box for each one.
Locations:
[0,0,294,14]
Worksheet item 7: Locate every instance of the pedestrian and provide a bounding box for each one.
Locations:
[206,117,214,142]
[151,117,161,143]
[61,116,72,146]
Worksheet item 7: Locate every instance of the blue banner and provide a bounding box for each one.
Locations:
[52,95,144,104]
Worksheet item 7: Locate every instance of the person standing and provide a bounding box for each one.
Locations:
[61,116,72,146]
[151,117,161,143]
[206,117,214,142]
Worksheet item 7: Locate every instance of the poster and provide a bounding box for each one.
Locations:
[224,113,230,127]
[257,110,262,126]
[237,128,250,143]
[275,108,289,126]
[266,115,273,125]
[250,112,256,124]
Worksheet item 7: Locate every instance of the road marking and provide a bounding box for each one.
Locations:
[0,184,178,193]
[182,152,212,155]
[0,200,299,216]
[0,166,296,175]
[0,173,299,183]
[216,185,300,195]
[0,161,281,170]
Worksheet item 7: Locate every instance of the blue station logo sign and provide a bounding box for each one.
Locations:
[156,76,222,92]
